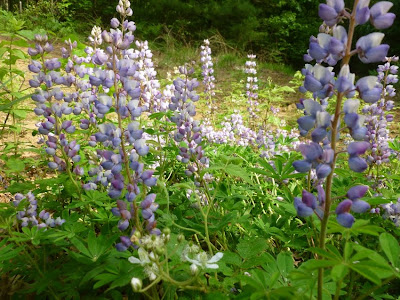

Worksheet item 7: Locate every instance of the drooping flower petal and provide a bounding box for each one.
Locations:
[294,197,314,217]
[343,99,360,114]
[293,160,312,173]
[317,185,325,206]
[298,116,316,131]
[356,76,382,103]
[356,33,389,63]
[319,4,339,21]
[302,190,317,209]
[316,111,331,128]
[347,185,368,200]
[304,74,323,92]
[370,1,396,29]
[364,44,390,64]
[299,143,323,161]
[336,199,352,214]
[344,113,359,128]
[337,212,355,227]
[309,42,328,60]
[352,127,368,141]
[311,127,328,143]
[351,200,371,213]
[304,99,322,116]
[347,141,370,156]
[316,163,332,179]
[348,156,368,172]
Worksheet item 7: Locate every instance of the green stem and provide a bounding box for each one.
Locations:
[138,277,161,293]
[334,279,343,300]
[347,270,355,299]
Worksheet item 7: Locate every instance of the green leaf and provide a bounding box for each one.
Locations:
[309,247,340,261]
[302,259,339,270]
[17,29,36,40]
[379,233,400,267]
[5,158,25,172]
[9,48,26,60]
[225,164,253,184]
[350,264,381,285]
[70,237,91,257]
[276,252,293,277]
[93,273,118,289]
[331,264,349,282]
[237,238,268,259]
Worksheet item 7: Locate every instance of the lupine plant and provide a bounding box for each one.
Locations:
[1,0,400,299]
[294,0,397,298]
[364,56,398,180]
[200,39,216,119]
[244,54,259,128]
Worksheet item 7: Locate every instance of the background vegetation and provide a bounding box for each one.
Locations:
[1,0,399,70]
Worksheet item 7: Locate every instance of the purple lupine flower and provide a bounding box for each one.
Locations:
[200,39,216,116]
[294,190,317,217]
[364,56,398,168]
[318,0,345,26]
[244,54,259,121]
[355,0,370,25]
[356,33,389,63]
[336,199,355,227]
[370,1,396,29]
[381,198,400,226]
[347,141,370,172]
[356,76,382,103]
[13,192,65,229]
[293,0,396,230]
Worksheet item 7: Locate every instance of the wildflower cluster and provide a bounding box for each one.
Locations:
[364,56,398,168]
[200,39,216,115]
[381,198,400,226]
[202,111,300,159]
[244,54,259,121]
[169,65,209,181]
[126,40,166,112]
[13,192,65,228]
[27,0,161,247]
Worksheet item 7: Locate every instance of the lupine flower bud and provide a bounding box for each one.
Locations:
[131,277,142,292]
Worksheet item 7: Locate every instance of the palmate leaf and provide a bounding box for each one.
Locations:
[0,239,24,267]
[93,257,144,291]
[331,264,349,282]
[350,263,381,285]
[237,237,269,260]
[379,233,400,268]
